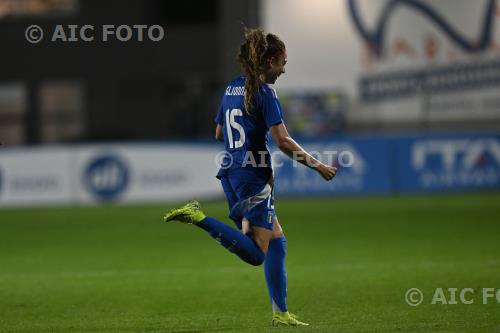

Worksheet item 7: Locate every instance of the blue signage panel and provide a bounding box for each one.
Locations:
[395,133,500,192]
[272,137,393,195]
[272,133,500,195]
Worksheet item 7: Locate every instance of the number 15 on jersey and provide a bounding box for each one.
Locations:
[225,108,246,149]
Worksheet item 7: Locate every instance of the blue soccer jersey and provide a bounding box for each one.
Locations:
[215,76,284,176]
[215,76,283,230]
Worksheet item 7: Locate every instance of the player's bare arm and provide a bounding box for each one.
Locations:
[270,123,337,181]
[215,124,224,142]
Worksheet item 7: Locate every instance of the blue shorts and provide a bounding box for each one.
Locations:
[219,167,276,231]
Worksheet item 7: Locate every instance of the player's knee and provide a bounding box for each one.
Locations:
[249,259,264,266]
[272,218,284,239]
[249,251,264,266]
[273,229,284,239]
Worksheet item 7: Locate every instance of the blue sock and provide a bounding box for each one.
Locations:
[264,236,288,312]
[196,217,264,266]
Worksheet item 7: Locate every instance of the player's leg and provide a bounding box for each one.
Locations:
[262,218,286,310]
[194,172,278,263]
[241,178,308,326]
[195,214,264,266]
[246,217,287,311]
[242,218,275,254]
[242,182,288,312]
[163,176,265,266]
[237,177,288,313]
[250,216,308,326]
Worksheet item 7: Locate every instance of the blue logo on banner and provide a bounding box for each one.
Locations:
[396,136,500,191]
[84,155,129,200]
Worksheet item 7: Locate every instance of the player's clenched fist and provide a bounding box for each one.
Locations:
[316,163,337,181]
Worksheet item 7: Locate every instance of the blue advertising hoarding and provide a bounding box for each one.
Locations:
[395,134,500,192]
[272,133,500,195]
[272,137,393,196]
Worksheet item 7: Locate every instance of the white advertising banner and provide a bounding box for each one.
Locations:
[74,144,222,203]
[0,148,74,206]
[0,144,223,207]
[263,0,500,122]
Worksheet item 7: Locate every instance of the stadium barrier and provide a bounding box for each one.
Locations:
[0,144,222,207]
[275,132,500,195]
[0,133,499,207]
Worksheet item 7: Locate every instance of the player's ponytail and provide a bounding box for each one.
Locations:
[237,29,285,113]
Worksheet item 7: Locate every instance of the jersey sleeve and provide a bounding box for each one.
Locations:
[261,85,284,129]
[214,104,224,125]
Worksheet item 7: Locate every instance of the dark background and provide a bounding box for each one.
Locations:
[0,0,259,143]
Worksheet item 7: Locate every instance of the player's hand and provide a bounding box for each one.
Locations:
[315,163,337,181]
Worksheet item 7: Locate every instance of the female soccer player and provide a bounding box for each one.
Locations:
[164,29,337,326]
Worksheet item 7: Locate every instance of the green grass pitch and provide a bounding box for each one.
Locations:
[1,193,499,333]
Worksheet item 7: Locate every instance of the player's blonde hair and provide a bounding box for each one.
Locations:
[237,29,285,113]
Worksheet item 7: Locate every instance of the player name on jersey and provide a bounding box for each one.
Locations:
[225,86,245,96]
